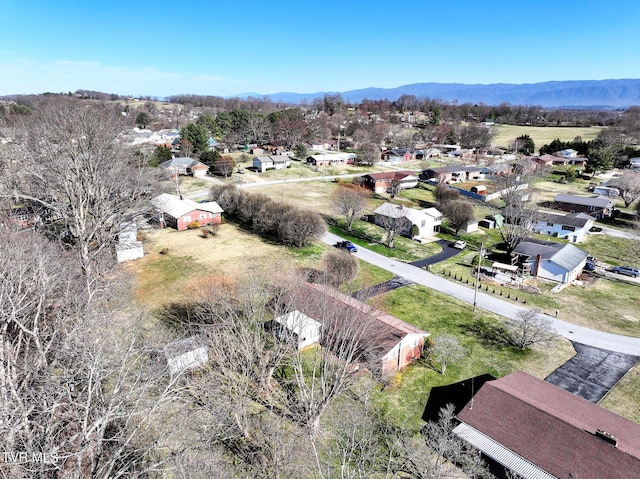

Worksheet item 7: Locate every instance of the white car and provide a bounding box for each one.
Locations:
[453,240,467,249]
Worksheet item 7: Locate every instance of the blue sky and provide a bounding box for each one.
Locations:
[2,0,639,98]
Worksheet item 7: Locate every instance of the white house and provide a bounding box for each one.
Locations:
[252,155,291,173]
[512,238,588,284]
[533,212,595,243]
[271,310,322,350]
[373,203,442,241]
[162,335,208,376]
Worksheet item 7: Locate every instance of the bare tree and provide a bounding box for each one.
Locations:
[609,170,640,208]
[429,334,466,375]
[502,309,558,350]
[375,207,406,248]
[491,163,544,254]
[443,200,475,235]
[2,101,148,296]
[0,227,185,479]
[331,184,369,231]
[393,404,491,479]
[357,143,380,166]
[278,208,327,248]
[323,248,359,287]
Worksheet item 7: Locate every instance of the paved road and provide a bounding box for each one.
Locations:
[322,232,640,356]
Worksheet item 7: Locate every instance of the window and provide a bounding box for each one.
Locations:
[546,222,554,227]
[562,225,576,232]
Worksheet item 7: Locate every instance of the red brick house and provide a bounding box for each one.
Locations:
[296,283,429,375]
[151,193,223,231]
[454,371,640,479]
[359,171,419,194]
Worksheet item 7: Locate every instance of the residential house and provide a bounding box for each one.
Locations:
[629,157,640,170]
[381,149,423,162]
[150,193,223,231]
[373,203,442,241]
[421,166,484,184]
[533,212,595,243]
[158,157,209,179]
[511,237,588,284]
[295,283,429,375]
[306,152,356,166]
[360,171,419,194]
[268,310,322,350]
[453,370,640,479]
[553,193,615,219]
[555,148,578,158]
[252,155,291,173]
[161,335,208,376]
[531,154,556,167]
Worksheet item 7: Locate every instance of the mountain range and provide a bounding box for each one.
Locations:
[255,79,640,108]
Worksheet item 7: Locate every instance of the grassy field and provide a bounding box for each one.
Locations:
[491,124,604,153]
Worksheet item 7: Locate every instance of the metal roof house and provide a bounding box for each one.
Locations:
[454,371,640,479]
[511,238,588,284]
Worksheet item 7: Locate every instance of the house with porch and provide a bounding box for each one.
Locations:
[421,166,484,184]
[373,203,442,241]
[453,371,640,479]
[150,193,223,231]
[511,237,588,284]
[252,155,291,173]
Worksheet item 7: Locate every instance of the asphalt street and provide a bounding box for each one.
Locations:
[322,232,640,356]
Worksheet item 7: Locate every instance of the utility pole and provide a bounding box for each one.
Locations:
[473,243,484,312]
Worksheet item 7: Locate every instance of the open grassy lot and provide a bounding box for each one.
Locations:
[492,124,604,153]
[373,284,577,425]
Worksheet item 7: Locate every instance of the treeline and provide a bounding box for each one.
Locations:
[209,184,326,247]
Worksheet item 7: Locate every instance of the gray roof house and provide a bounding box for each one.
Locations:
[512,238,588,284]
[553,194,615,219]
[373,203,442,241]
[533,212,595,243]
[158,157,209,179]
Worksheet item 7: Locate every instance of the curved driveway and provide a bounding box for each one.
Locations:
[322,232,640,356]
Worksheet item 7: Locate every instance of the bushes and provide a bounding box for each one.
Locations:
[209,184,326,247]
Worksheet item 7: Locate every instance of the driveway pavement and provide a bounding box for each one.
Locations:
[322,232,640,356]
[410,239,464,268]
[545,342,639,402]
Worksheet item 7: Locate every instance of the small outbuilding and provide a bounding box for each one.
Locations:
[269,310,322,350]
[162,335,208,376]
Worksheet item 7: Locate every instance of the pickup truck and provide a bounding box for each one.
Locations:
[334,241,358,253]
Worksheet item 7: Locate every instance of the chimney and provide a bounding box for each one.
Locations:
[595,429,618,447]
[533,254,542,277]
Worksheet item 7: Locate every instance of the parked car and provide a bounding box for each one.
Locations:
[584,262,596,271]
[612,266,640,278]
[334,241,358,253]
[452,240,467,249]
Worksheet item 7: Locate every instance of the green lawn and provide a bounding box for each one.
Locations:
[373,284,576,426]
[492,124,604,153]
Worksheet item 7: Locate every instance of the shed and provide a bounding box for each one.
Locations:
[162,335,208,375]
[270,310,322,350]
